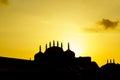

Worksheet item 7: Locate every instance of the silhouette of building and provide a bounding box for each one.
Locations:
[34,45,44,63]
[100,59,120,80]
[2,41,120,80]
[34,41,99,74]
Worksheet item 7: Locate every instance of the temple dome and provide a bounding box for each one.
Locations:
[65,49,75,58]
[44,46,64,57]
[34,46,44,61]
[44,41,64,57]
[65,43,75,58]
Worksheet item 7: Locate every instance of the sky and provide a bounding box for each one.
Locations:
[0,0,120,67]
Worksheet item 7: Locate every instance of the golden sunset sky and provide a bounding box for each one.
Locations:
[0,0,120,66]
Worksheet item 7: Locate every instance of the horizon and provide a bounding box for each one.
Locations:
[0,41,119,67]
[0,0,120,67]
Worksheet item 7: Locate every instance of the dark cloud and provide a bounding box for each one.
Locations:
[98,18,119,29]
[0,0,9,5]
[83,18,119,33]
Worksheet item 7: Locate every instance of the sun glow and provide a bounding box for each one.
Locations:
[70,43,84,57]
[61,32,86,58]
[63,37,85,57]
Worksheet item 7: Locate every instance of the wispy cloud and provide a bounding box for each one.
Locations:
[0,0,9,5]
[83,28,102,33]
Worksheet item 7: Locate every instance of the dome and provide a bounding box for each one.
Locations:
[44,41,64,57]
[34,46,44,61]
[65,43,75,58]
[65,49,75,58]
[44,46,64,57]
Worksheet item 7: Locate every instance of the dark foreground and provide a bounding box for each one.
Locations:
[0,44,120,80]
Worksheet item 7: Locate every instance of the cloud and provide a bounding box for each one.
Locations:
[0,0,9,5]
[98,18,119,30]
[83,28,102,33]
[84,18,119,33]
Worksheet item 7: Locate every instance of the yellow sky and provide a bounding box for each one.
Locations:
[0,0,120,66]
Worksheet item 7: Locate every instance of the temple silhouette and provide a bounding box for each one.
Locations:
[0,41,120,80]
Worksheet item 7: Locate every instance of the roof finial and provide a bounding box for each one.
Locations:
[39,45,41,52]
[57,41,59,47]
[110,59,112,63]
[46,44,47,50]
[53,40,55,46]
[107,59,108,64]
[113,59,115,63]
[61,42,63,49]
[68,42,70,50]
[49,42,51,48]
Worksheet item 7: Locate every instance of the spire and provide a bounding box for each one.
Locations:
[53,40,55,46]
[49,41,51,48]
[45,44,47,50]
[68,42,70,50]
[113,59,115,63]
[107,59,108,64]
[110,59,112,63]
[61,42,63,48]
[57,41,59,47]
[39,45,41,52]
